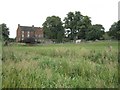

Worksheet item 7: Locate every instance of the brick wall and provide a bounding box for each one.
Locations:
[16,25,43,42]
[16,26,21,42]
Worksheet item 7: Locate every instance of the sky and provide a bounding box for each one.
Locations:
[0,0,119,38]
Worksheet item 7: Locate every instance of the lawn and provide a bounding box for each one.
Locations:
[2,40,118,88]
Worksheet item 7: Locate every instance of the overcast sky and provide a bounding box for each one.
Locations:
[0,0,119,38]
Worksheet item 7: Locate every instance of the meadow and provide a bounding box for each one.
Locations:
[2,40,119,88]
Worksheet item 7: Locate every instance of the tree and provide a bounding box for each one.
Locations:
[77,16,92,39]
[1,23,9,41]
[86,24,105,40]
[64,11,92,40]
[64,11,82,40]
[42,16,64,43]
[108,20,120,40]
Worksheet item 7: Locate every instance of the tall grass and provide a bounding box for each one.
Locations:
[2,41,118,88]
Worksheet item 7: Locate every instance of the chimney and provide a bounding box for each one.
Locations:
[18,24,20,27]
[32,25,34,27]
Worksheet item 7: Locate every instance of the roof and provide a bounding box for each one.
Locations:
[19,26,42,31]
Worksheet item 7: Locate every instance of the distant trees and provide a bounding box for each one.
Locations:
[108,20,120,40]
[42,16,64,43]
[42,11,106,42]
[42,12,120,43]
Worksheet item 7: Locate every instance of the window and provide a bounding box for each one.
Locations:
[22,31,24,37]
[22,34,24,37]
[22,31,24,34]
[22,37,24,40]
[22,31,24,39]
[27,31,30,37]
[35,34,37,37]
[35,39,37,41]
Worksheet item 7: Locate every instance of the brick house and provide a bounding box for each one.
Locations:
[16,24,43,43]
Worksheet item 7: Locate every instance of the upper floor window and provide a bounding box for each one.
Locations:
[22,31,24,34]
[22,31,24,38]
[27,31,30,37]
[35,34,37,37]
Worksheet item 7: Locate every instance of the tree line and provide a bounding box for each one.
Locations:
[43,11,120,43]
[1,11,120,44]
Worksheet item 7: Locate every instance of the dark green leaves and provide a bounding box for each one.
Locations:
[42,16,64,43]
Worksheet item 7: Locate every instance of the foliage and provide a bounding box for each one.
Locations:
[42,16,64,43]
[9,38,16,42]
[108,20,120,40]
[2,41,118,88]
[86,24,105,40]
[64,11,92,40]
[1,23,9,41]
[103,31,111,40]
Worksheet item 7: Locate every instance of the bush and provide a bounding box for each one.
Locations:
[24,37,35,44]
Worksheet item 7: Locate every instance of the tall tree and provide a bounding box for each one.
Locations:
[77,15,92,39]
[64,12,76,40]
[108,20,120,40]
[64,11,92,40]
[42,16,64,43]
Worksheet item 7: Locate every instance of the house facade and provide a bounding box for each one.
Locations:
[16,24,43,42]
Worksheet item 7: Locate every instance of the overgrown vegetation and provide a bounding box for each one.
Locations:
[2,41,118,88]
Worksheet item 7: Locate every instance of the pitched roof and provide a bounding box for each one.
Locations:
[19,25,42,31]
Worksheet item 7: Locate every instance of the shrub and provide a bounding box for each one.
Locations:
[24,37,35,44]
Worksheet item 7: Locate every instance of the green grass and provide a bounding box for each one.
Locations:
[2,40,118,88]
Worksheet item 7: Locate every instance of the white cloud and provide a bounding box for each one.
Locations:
[0,0,119,38]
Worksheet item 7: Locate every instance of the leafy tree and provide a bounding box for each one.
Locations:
[64,11,92,40]
[77,16,92,39]
[64,12,74,40]
[108,20,120,40]
[86,24,105,40]
[42,16,64,43]
[64,11,82,40]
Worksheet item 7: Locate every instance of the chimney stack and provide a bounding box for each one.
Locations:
[32,25,34,27]
[18,24,20,27]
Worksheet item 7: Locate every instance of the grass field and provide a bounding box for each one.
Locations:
[2,40,118,88]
